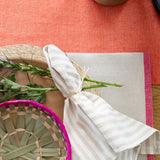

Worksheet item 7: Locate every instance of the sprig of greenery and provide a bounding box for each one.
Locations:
[0,58,122,87]
[0,76,108,103]
[0,58,123,103]
[0,76,53,103]
[0,58,51,77]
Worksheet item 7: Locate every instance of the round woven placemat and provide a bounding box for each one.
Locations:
[0,100,71,160]
[0,45,101,121]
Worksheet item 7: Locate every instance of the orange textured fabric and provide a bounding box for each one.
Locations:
[0,0,159,84]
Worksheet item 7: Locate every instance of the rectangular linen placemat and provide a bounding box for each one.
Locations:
[68,52,153,160]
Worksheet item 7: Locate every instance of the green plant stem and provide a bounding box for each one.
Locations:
[0,60,123,87]
[27,84,107,92]
[0,84,107,99]
[27,87,58,92]
[84,77,123,87]
[82,84,107,90]
[27,84,108,92]
[0,89,7,92]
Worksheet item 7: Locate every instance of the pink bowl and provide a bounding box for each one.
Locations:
[0,100,71,160]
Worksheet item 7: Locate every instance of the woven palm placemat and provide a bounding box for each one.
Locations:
[0,100,71,160]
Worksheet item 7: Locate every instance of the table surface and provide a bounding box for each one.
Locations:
[0,0,160,158]
[0,0,160,84]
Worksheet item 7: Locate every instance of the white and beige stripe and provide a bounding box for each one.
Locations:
[43,44,160,160]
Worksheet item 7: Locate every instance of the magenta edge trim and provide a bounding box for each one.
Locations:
[143,53,154,160]
[0,100,71,160]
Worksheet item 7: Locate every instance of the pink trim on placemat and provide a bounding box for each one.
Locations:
[144,53,154,160]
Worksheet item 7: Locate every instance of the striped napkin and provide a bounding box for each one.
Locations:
[43,44,160,160]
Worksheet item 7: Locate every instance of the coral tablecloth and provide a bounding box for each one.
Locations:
[0,0,159,84]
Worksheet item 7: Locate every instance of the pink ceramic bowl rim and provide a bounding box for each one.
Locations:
[0,100,71,160]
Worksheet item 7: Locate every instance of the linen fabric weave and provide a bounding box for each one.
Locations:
[43,45,160,160]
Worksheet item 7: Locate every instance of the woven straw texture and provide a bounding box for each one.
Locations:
[0,100,71,160]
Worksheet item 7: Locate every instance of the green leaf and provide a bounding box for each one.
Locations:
[27,84,43,88]
[15,92,46,104]
[15,84,46,103]
[9,73,16,82]
[0,84,3,90]
[0,64,3,68]
[0,90,14,102]
[1,78,23,90]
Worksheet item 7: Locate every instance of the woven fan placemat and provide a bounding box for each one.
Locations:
[0,100,71,160]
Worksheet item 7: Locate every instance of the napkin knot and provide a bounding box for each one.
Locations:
[65,90,81,99]
[65,67,88,99]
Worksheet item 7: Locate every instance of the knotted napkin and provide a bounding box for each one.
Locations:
[43,45,160,160]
